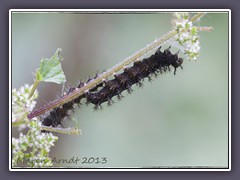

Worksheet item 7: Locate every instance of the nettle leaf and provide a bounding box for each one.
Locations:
[36,48,66,84]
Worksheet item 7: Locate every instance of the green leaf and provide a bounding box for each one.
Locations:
[35,48,66,84]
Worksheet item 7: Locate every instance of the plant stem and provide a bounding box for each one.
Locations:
[189,13,206,22]
[41,126,81,135]
[196,26,213,32]
[28,80,40,99]
[28,12,208,119]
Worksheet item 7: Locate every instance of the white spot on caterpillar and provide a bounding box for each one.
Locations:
[102,79,106,82]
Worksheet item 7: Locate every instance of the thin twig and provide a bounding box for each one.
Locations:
[28,80,40,99]
[41,125,81,135]
[196,26,213,32]
[28,12,208,119]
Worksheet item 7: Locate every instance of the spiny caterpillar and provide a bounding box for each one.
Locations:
[85,46,183,108]
[41,46,183,127]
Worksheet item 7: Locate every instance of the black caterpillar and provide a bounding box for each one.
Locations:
[41,46,183,127]
[86,46,183,108]
[41,78,103,127]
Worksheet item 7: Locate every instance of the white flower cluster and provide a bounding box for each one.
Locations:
[12,84,38,126]
[173,13,201,61]
[12,84,58,167]
[12,119,58,167]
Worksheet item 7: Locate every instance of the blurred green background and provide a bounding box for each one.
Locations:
[12,12,229,168]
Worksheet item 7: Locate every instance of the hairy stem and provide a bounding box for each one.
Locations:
[28,12,208,119]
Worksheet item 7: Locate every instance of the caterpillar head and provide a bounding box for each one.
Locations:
[171,57,183,75]
[172,57,183,68]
